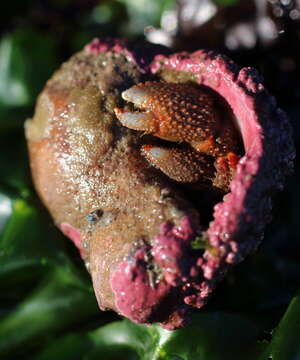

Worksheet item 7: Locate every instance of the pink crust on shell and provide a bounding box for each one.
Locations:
[151,51,295,292]
[85,38,168,73]
[60,222,85,257]
[152,217,194,287]
[110,248,172,324]
[85,38,131,57]
[111,216,202,329]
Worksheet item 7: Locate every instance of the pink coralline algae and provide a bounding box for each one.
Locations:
[111,217,199,328]
[60,222,85,258]
[26,38,295,330]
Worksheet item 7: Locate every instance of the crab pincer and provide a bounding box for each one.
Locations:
[114,81,240,191]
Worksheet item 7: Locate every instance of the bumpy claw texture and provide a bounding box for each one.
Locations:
[114,81,240,191]
[141,145,215,183]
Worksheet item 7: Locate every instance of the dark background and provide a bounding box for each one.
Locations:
[0,1,299,359]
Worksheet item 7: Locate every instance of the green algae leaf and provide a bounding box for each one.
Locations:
[88,320,156,360]
[0,194,63,287]
[0,266,98,358]
[0,106,31,132]
[0,186,99,359]
[32,320,152,360]
[259,292,300,360]
[0,191,13,234]
[32,312,265,360]
[0,30,57,108]
[191,235,208,250]
[119,0,175,35]
[33,333,94,360]
[0,133,31,189]
[100,313,264,360]
[152,312,264,360]
[0,29,58,133]
[0,35,30,107]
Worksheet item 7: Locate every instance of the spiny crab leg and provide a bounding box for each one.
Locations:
[114,81,240,191]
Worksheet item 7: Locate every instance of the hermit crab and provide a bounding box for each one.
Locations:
[25,38,294,329]
[115,81,240,191]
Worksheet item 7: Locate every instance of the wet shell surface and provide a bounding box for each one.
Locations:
[25,38,295,329]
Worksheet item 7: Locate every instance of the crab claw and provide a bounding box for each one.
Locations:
[122,85,149,107]
[114,108,157,132]
[114,85,160,133]
[142,145,214,183]
[114,81,218,144]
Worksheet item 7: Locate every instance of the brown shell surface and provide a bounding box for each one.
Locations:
[25,39,295,328]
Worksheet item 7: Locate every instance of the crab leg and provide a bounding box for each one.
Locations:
[142,145,214,183]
